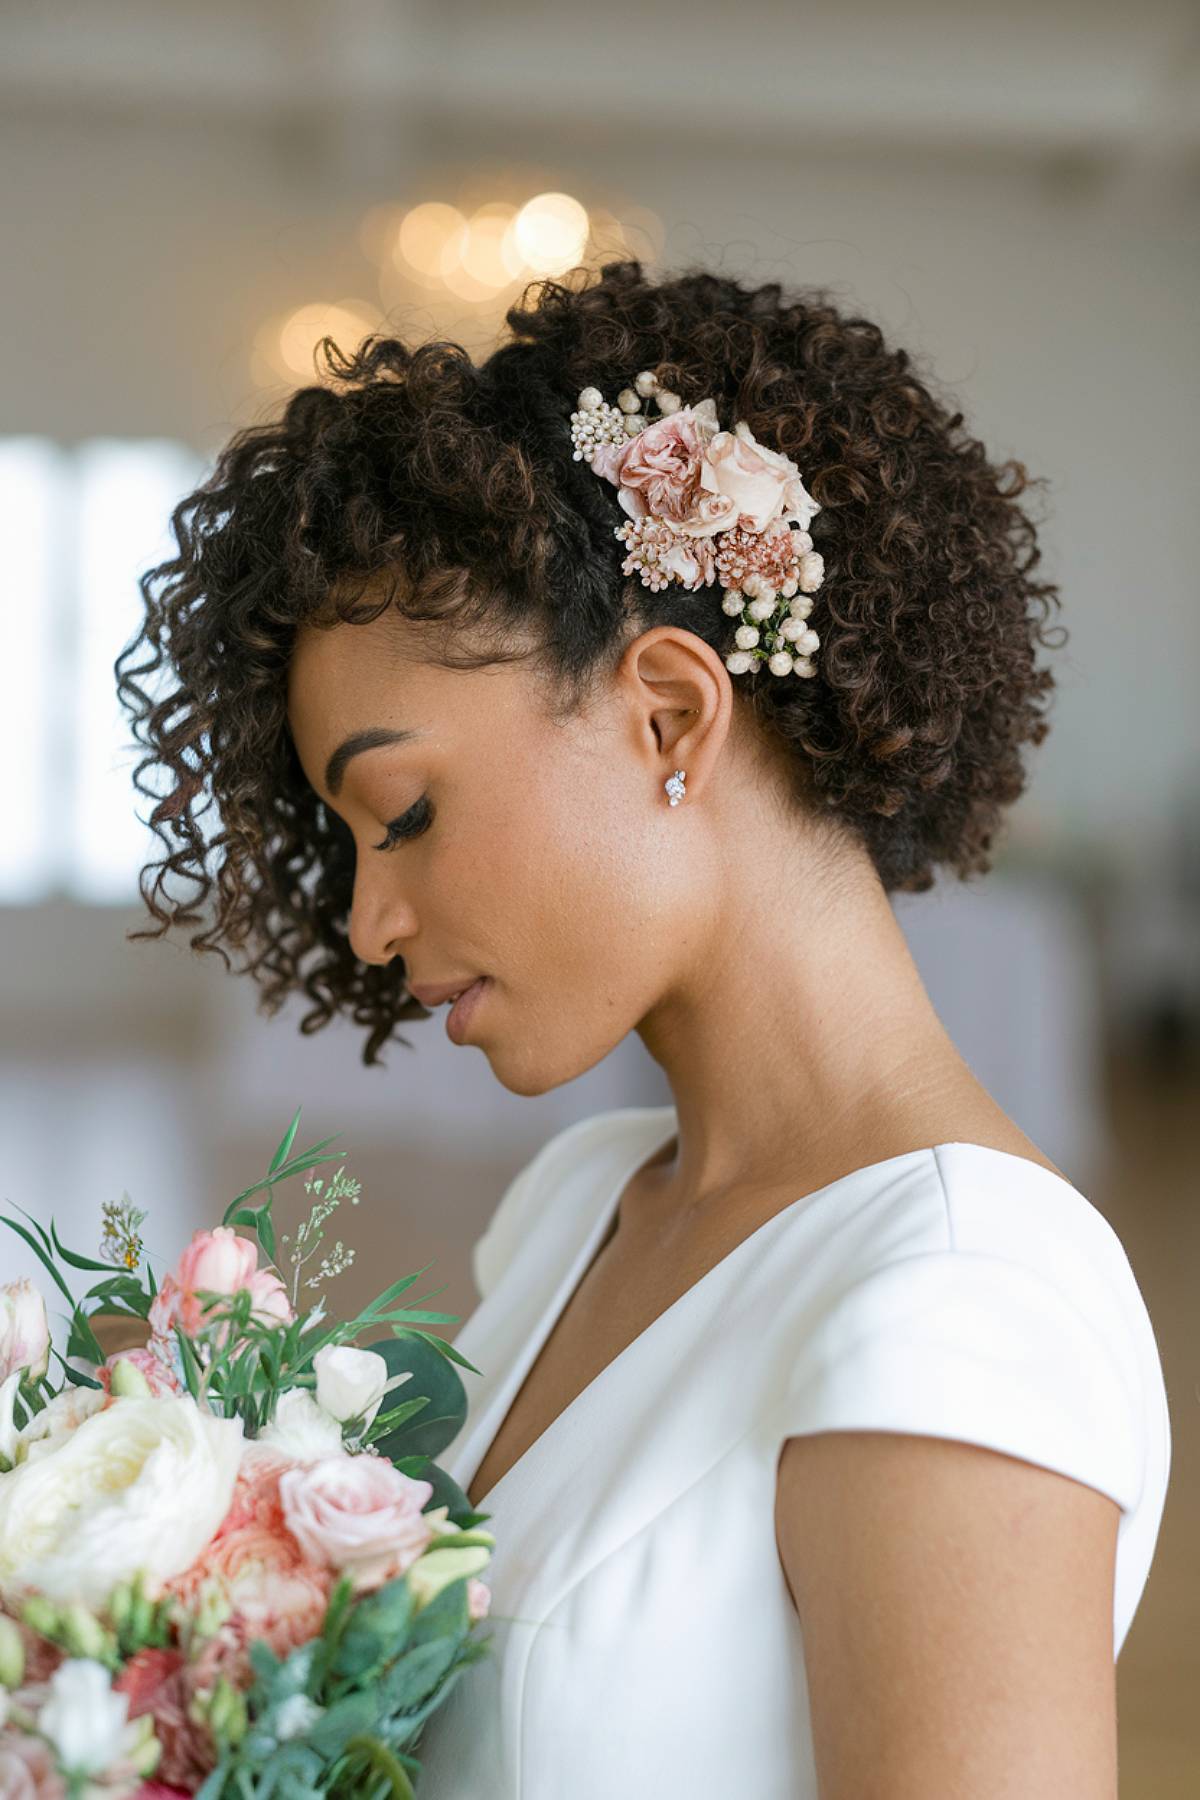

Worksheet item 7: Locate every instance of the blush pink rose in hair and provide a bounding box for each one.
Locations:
[596,404,722,528]
[279,1455,434,1593]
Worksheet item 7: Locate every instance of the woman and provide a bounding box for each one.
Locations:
[116,260,1170,1795]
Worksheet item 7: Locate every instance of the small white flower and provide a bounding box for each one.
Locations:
[257,1387,345,1461]
[313,1345,392,1430]
[39,1658,130,1774]
[275,1693,324,1741]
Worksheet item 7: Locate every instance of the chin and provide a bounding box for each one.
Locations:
[486,1022,632,1099]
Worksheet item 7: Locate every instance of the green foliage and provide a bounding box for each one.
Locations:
[197,1564,485,1798]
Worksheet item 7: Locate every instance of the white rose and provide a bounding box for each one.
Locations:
[0,1395,243,1609]
[37,1657,131,1774]
[313,1346,394,1429]
[0,1281,50,1385]
[257,1387,345,1461]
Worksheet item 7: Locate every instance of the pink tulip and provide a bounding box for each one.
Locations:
[176,1227,258,1297]
[245,1268,295,1327]
[0,1279,51,1385]
[149,1229,294,1342]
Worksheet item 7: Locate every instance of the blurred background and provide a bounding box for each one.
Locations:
[0,0,1197,1787]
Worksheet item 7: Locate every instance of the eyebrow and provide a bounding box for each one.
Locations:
[324,726,426,798]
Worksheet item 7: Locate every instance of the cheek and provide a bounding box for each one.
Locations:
[455,757,674,972]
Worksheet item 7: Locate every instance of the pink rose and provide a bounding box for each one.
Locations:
[466,1577,491,1622]
[596,402,721,527]
[279,1455,434,1593]
[700,423,821,536]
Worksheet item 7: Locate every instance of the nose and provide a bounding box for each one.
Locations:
[347,865,418,967]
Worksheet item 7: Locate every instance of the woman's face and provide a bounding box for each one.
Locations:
[286,610,706,1094]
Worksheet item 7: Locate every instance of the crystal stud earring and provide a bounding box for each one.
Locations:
[664,769,687,806]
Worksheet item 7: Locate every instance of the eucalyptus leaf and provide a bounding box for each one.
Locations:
[405,1576,469,1649]
[366,1334,467,1461]
[378,1637,460,1712]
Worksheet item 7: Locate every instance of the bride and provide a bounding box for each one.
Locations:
[116,258,1170,1796]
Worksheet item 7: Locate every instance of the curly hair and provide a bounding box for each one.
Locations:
[115,257,1066,1066]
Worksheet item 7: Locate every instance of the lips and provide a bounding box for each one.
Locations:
[408,977,483,1008]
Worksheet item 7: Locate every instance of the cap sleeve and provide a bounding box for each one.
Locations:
[774,1249,1146,1514]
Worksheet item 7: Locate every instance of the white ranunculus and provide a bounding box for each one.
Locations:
[313,1345,394,1429]
[0,1395,243,1609]
[37,1657,131,1774]
[256,1387,345,1461]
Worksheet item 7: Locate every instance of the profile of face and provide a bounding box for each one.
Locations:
[286,609,725,1096]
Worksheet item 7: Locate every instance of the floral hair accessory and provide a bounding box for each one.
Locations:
[570,367,824,679]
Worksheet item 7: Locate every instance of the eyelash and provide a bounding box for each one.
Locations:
[373,795,434,852]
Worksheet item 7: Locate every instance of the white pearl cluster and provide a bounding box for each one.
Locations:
[571,367,825,685]
[570,367,684,463]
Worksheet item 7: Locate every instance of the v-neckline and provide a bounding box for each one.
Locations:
[457,1115,1079,1512]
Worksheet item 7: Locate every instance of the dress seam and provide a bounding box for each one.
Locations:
[515,1411,768,1791]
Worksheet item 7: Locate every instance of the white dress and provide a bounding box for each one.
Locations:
[415,1104,1172,1798]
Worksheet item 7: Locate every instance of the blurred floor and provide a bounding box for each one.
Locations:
[1098,1043,1200,1797]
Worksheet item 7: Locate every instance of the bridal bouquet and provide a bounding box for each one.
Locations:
[0,1110,493,1798]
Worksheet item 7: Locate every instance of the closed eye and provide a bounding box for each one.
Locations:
[373,795,434,852]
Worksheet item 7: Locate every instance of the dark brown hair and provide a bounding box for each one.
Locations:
[115,257,1065,1065]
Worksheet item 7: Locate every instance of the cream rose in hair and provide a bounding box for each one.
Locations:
[0,1395,243,1608]
[698,421,821,535]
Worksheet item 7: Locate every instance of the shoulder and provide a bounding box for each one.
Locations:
[471,1103,674,1300]
[774,1142,1169,1523]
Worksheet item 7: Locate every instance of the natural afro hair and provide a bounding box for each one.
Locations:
[115,256,1066,1066]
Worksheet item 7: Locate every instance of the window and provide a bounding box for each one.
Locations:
[0,437,206,903]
